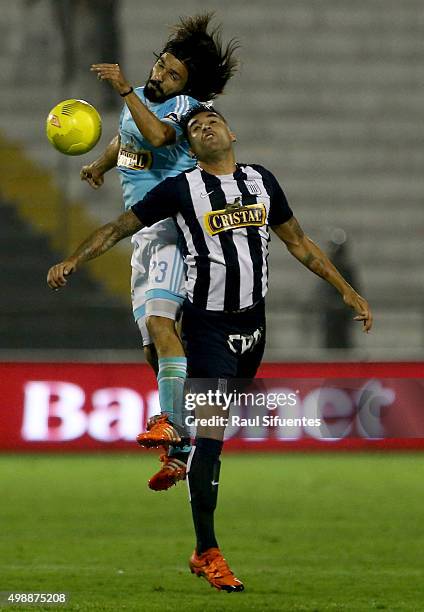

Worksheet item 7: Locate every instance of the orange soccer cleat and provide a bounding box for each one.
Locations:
[148,452,187,491]
[146,413,167,431]
[136,414,183,448]
[189,547,244,592]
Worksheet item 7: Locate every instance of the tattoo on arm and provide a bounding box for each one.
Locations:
[72,211,142,263]
[301,250,328,279]
[275,217,332,282]
[71,224,121,262]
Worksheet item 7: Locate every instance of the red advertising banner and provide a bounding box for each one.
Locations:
[0,362,423,452]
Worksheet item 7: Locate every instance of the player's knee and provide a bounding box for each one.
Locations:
[146,315,176,343]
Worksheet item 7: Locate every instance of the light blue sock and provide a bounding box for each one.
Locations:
[157,357,191,456]
[158,357,191,456]
[157,357,187,427]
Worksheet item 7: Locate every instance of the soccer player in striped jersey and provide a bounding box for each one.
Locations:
[47,106,373,592]
[79,15,238,491]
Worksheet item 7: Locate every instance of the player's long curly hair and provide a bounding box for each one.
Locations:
[159,13,239,101]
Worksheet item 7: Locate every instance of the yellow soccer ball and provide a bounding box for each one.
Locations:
[46,99,102,155]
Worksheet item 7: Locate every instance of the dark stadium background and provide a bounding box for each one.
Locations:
[0,1,423,610]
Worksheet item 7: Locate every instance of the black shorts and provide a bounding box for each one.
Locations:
[182,299,266,379]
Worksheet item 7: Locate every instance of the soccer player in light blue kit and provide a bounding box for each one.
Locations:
[80,14,238,490]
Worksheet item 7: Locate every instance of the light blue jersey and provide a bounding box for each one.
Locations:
[117,87,199,209]
[117,86,199,331]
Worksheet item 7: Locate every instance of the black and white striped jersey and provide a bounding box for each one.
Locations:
[131,163,293,311]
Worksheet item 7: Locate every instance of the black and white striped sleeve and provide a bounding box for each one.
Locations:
[131,177,180,227]
[260,168,293,226]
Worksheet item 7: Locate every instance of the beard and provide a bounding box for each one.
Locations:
[144,78,165,102]
[144,68,184,103]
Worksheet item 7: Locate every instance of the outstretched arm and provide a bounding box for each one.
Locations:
[272,217,373,332]
[47,210,143,289]
[90,63,176,147]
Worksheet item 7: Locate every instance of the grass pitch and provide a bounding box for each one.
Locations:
[1,453,423,611]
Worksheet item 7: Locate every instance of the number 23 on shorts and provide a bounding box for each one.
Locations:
[150,260,168,283]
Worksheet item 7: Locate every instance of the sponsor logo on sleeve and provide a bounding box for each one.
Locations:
[164,112,179,123]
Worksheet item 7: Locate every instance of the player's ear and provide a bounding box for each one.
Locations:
[230,131,237,143]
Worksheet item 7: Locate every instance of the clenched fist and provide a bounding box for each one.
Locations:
[80,164,104,189]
